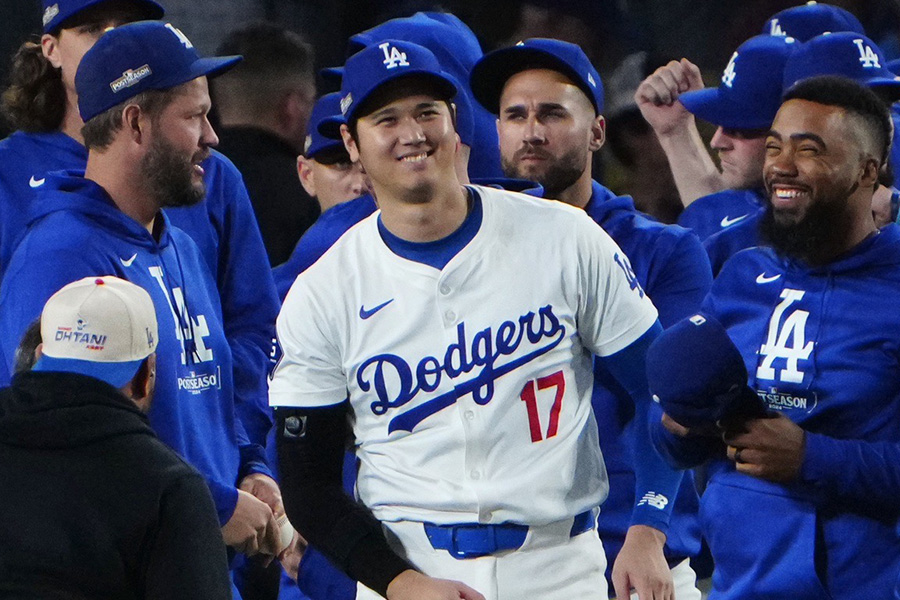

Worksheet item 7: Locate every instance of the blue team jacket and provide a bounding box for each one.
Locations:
[655,226,900,599]
[0,131,278,448]
[585,181,709,579]
[0,172,270,524]
[677,188,765,242]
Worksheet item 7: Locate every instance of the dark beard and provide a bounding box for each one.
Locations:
[142,136,206,208]
[501,146,586,200]
[758,182,857,265]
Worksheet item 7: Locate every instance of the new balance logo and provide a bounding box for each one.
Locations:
[638,492,669,510]
[853,38,880,69]
[722,52,738,88]
[380,42,409,69]
[360,299,394,319]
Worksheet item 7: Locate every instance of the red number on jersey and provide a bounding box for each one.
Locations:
[519,370,566,442]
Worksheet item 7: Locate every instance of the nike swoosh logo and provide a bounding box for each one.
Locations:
[29,176,45,188]
[720,214,749,228]
[756,273,781,284]
[120,253,137,267]
[359,299,393,319]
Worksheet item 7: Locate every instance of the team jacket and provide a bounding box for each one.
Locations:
[586,181,709,571]
[0,131,278,447]
[0,371,231,599]
[677,187,765,242]
[0,172,271,524]
[654,226,900,599]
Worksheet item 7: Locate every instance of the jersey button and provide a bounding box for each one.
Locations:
[470,470,481,480]
[440,284,451,295]
[445,310,456,322]
[464,410,475,420]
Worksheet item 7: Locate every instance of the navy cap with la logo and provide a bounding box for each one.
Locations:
[679,35,797,130]
[763,1,865,42]
[783,32,900,98]
[41,0,164,34]
[470,38,604,116]
[75,20,242,122]
[338,39,458,124]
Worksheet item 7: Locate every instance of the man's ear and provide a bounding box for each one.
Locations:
[123,104,145,143]
[127,354,156,411]
[297,156,316,197]
[341,123,360,163]
[40,34,62,68]
[33,342,44,363]
[589,114,606,152]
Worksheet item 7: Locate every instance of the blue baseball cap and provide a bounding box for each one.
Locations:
[42,0,164,33]
[763,1,865,42]
[679,35,797,130]
[76,21,241,122]
[647,313,767,429]
[305,93,346,158]
[344,12,483,148]
[339,40,458,125]
[783,32,900,95]
[470,38,604,115]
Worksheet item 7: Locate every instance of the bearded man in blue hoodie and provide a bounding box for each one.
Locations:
[0,21,298,592]
[470,39,713,599]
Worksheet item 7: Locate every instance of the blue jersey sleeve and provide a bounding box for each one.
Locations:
[645,232,712,328]
[599,321,683,532]
[801,432,900,511]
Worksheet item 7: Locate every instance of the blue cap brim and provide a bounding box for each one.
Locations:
[470,46,600,115]
[320,66,344,85]
[679,87,775,130]
[33,355,144,388]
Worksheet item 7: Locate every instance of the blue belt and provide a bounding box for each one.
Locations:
[423,510,594,559]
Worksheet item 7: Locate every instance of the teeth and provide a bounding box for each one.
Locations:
[775,188,803,199]
[401,153,428,162]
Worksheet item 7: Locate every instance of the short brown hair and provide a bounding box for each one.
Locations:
[81,88,176,150]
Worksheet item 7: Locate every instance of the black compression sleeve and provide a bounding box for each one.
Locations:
[275,405,414,596]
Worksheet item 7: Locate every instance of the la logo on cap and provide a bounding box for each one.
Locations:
[722,51,738,88]
[853,38,881,68]
[769,19,785,36]
[165,23,194,49]
[380,42,409,70]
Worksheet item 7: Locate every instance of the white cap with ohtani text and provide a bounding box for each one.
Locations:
[33,276,158,387]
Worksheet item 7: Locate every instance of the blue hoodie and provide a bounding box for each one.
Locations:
[654,226,900,599]
[0,172,270,524]
[0,131,278,448]
[678,187,765,242]
[585,181,710,583]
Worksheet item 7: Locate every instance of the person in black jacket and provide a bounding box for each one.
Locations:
[0,275,231,599]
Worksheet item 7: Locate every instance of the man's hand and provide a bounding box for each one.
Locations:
[722,413,806,482]
[240,472,284,515]
[221,489,280,556]
[611,525,674,600]
[635,59,704,137]
[277,530,307,581]
[661,412,719,438]
[386,569,485,600]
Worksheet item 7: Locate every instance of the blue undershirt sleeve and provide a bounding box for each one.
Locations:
[599,321,683,533]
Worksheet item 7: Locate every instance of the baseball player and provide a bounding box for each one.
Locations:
[469,38,712,599]
[0,0,280,454]
[704,31,900,276]
[0,21,296,597]
[271,39,670,600]
[635,35,797,241]
[653,76,900,599]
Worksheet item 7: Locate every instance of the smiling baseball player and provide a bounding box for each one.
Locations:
[270,39,671,600]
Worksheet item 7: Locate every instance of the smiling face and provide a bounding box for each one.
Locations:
[760,98,878,262]
[141,77,218,208]
[342,80,458,205]
[497,68,603,204]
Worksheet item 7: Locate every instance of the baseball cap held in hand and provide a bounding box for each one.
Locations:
[34,276,158,388]
[76,20,241,122]
[647,313,767,429]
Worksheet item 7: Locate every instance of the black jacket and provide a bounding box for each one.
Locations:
[0,371,231,599]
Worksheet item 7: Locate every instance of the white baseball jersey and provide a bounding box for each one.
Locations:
[270,185,658,526]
